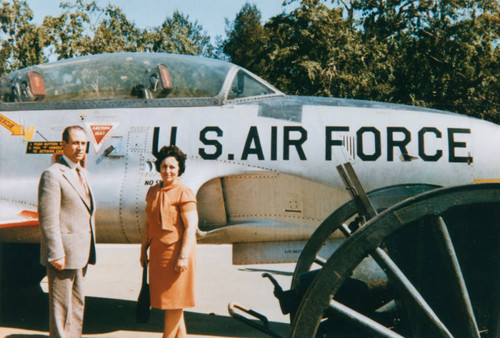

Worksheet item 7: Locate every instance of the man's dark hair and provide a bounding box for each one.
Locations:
[154,145,187,176]
[62,125,86,143]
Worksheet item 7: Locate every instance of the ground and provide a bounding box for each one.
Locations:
[0,244,294,337]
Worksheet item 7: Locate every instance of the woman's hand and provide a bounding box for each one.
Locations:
[140,245,149,267]
[177,209,197,274]
[175,256,188,273]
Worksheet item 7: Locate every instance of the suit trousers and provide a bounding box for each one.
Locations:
[47,265,87,338]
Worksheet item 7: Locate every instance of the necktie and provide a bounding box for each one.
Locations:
[76,167,91,203]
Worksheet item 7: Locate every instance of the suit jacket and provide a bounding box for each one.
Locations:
[38,157,96,269]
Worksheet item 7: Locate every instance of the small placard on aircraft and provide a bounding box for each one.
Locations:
[26,141,63,154]
[86,122,119,153]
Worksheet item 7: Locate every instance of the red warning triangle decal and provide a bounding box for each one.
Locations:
[91,125,112,144]
[86,122,119,153]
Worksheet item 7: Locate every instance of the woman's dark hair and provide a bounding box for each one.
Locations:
[154,145,187,176]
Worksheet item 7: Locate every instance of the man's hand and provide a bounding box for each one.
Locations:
[50,257,65,270]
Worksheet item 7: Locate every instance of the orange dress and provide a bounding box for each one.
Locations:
[145,180,197,309]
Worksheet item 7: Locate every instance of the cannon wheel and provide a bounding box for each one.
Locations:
[291,184,439,289]
[290,183,500,337]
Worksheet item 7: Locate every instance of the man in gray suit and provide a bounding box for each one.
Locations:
[38,125,96,337]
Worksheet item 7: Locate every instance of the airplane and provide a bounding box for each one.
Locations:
[0,52,499,336]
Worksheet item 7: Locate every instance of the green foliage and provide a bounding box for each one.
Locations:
[239,0,394,101]
[42,1,152,58]
[0,0,47,74]
[222,0,498,123]
[148,11,214,57]
[353,0,499,122]
[42,0,93,59]
[90,4,144,54]
[221,3,268,74]
[0,0,497,122]
[0,0,216,72]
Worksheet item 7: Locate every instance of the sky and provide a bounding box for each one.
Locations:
[27,0,299,40]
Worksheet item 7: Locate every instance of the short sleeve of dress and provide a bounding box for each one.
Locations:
[179,187,197,213]
[146,185,154,201]
[145,185,158,213]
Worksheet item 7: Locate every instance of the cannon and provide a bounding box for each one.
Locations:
[232,163,500,337]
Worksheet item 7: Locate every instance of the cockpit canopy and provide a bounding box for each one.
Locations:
[0,53,282,104]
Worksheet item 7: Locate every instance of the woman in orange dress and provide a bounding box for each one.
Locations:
[140,145,198,338]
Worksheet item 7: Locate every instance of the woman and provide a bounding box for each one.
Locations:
[140,145,198,338]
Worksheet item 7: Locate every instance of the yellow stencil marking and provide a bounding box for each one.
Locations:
[473,179,500,183]
[24,126,36,141]
[0,114,24,135]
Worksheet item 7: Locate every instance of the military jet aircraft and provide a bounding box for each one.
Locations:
[0,52,498,336]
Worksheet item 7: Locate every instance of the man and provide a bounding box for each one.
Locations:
[38,125,96,337]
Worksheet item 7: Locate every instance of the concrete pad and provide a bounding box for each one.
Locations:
[0,244,295,337]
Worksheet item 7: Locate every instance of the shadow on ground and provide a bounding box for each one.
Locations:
[1,285,289,337]
[238,268,293,277]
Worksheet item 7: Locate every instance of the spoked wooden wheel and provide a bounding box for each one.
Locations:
[291,184,439,290]
[290,183,500,337]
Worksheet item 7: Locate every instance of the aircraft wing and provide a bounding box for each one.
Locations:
[0,201,38,228]
[196,220,342,265]
[0,201,40,243]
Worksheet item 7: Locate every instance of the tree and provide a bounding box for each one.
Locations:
[149,10,215,57]
[353,0,499,122]
[221,3,268,74]
[88,4,146,54]
[1,0,497,122]
[41,0,93,59]
[0,0,47,75]
[42,0,146,59]
[228,0,498,122]
[3,0,215,68]
[261,0,392,100]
